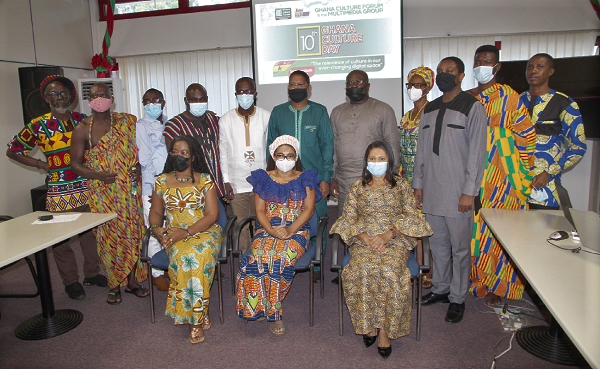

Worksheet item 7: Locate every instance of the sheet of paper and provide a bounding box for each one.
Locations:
[31,213,82,225]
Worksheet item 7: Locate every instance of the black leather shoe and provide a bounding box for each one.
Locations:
[83,274,108,287]
[445,302,465,323]
[378,344,392,359]
[363,334,377,348]
[65,282,86,300]
[421,292,450,306]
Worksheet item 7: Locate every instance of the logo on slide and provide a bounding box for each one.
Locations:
[274,8,291,20]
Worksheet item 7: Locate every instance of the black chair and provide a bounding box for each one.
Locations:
[331,234,430,340]
[0,216,41,319]
[231,212,328,326]
[140,200,236,323]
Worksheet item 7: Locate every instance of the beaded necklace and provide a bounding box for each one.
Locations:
[173,171,192,182]
[88,113,114,149]
[407,101,428,124]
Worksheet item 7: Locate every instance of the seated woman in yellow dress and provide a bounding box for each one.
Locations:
[330,141,432,359]
[149,135,221,344]
[236,135,321,335]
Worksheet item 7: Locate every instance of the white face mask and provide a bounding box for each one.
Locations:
[473,64,497,84]
[407,87,424,102]
[275,158,296,173]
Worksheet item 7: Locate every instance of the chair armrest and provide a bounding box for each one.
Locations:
[0,215,13,222]
[312,216,329,263]
[331,233,342,272]
[420,236,431,272]
[140,228,152,262]
[232,216,257,255]
[219,215,237,260]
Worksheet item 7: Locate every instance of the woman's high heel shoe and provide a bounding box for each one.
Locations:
[378,344,392,359]
[202,315,211,331]
[189,325,204,344]
[363,334,377,348]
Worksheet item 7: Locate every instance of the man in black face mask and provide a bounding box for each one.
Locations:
[330,70,400,217]
[413,56,487,324]
[266,70,334,281]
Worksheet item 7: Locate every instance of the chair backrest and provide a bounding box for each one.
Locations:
[217,200,227,230]
[308,211,319,238]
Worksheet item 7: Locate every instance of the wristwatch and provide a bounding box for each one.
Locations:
[390,228,398,239]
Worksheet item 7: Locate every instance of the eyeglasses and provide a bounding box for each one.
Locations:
[170,150,190,157]
[235,90,256,95]
[345,80,367,87]
[406,83,428,89]
[287,83,308,89]
[45,91,70,98]
[275,153,296,160]
[142,97,163,105]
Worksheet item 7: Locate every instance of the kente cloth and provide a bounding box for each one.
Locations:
[399,109,421,186]
[7,111,89,211]
[155,173,222,325]
[469,84,536,300]
[163,112,226,198]
[236,169,321,321]
[85,113,145,288]
[266,100,334,183]
[519,90,587,207]
[330,177,432,339]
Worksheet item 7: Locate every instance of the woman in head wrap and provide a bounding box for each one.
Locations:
[236,135,321,335]
[400,65,435,289]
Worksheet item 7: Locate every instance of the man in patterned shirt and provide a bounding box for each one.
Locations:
[6,75,106,300]
[163,83,225,198]
[519,53,587,209]
[466,45,536,306]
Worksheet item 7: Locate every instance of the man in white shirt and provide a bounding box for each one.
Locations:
[136,88,169,290]
[220,77,270,253]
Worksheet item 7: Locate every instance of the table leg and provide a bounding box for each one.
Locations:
[14,248,83,340]
[516,317,588,366]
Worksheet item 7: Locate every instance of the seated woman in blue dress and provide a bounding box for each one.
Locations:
[236,135,321,335]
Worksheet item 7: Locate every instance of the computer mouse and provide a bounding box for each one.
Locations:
[549,231,569,240]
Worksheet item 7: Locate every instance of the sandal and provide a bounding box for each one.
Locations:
[107,290,122,305]
[189,325,205,344]
[256,317,267,322]
[202,315,211,331]
[422,276,432,289]
[124,286,150,298]
[270,321,285,335]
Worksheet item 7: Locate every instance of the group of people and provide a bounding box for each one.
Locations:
[5,44,587,357]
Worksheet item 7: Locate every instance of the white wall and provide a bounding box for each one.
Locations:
[0,0,94,217]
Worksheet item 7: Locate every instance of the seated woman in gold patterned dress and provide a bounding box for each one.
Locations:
[330,141,433,359]
[149,135,221,344]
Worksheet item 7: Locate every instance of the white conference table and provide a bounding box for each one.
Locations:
[481,209,600,368]
[0,211,116,340]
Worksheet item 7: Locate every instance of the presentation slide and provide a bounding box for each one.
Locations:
[254,0,401,84]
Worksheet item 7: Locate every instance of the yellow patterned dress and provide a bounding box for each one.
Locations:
[85,113,145,288]
[330,177,432,339]
[155,173,222,325]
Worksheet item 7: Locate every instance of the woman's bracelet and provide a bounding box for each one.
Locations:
[35,159,41,169]
[149,225,160,229]
[185,228,192,238]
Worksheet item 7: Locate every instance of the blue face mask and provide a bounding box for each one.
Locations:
[237,94,254,110]
[367,161,388,177]
[189,102,208,117]
[144,103,163,120]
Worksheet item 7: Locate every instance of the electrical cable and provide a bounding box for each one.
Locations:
[490,332,515,369]
[546,239,600,255]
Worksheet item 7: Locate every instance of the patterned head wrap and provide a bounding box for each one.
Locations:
[40,75,77,104]
[407,66,435,86]
[269,135,300,159]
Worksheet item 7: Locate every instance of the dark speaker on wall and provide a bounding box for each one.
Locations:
[18,66,64,126]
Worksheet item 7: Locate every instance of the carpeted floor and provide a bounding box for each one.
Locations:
[0,207,586,369]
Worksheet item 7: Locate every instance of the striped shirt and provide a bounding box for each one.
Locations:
[163,112,225,197]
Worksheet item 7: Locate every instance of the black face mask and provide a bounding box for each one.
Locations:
[436,72,458,93]
[172,155,190,172]
[346,87,366,102]
[288,88,308,103]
